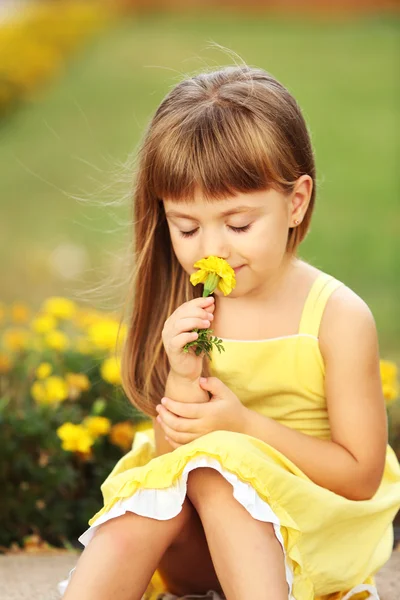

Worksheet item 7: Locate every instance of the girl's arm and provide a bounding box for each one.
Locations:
[241,287,388,501]
[154,370,209,456]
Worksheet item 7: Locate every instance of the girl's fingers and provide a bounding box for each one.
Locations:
[173,317,211,336]
[169,331,199,351]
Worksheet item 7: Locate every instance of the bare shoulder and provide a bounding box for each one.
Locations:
[319,283,378,362]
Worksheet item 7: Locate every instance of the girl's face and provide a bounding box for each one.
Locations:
[163,177,311,301]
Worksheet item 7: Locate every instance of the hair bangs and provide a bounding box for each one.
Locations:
[148,103,284,204]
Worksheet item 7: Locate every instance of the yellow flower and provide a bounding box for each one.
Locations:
[100,356,121,385]
[190,256,236,296]
[109,421,135,451]
[31,314,57,334]
[88,319,126,352]
[45,330,69,352]
[42,297,77,320]
[75,337,93,355]
[0,352,12,374]
[36,362,53,379]
[31,376,69,405]
[66,372,91,391]
[380,360,398,405]
[2,328,31,352]
[56,422,94,453]
[0,303,6,324]
[83,416,111,438]
[11,302,30,324]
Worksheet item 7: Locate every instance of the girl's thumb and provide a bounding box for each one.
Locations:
[199,376,223,395]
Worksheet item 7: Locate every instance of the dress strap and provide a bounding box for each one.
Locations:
[298,273,344,338]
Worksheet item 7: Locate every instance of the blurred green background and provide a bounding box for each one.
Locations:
[1,10,399,357]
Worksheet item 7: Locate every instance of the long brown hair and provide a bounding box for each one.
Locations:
[120,65,316,417]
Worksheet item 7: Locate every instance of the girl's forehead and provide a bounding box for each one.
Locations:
[163,187,280,218]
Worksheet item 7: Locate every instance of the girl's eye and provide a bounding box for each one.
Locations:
[179,224,251,238]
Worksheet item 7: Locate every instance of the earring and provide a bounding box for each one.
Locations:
[294,219,301,226]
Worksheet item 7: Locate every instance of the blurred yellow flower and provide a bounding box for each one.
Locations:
[74,309,102,329]
[0,352,12,374]
[3,328,31,352]
[100,356,121,385]
[45,330,69,352]
[66,372,90,391]
[36,362,53,379]
[88,319,126,352]
[66,372,91,401]
[190,256,236,297]
[56,422,94,453]
[31,314,57,334]
[83,416,111,438]
[0,303,6,324]
[75,337,93,355]
[380,360,398,405]
[42,297,77,320]
[31,376,69,405]
[11,302,31,324]
[109,421,135,451]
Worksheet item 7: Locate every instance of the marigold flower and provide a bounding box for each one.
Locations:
[190,256,236,297]
[31,376,69,405]
[100,356,121,385]
[88,319,126,352]
[109,421,135,451]
[0,352,12,374]
[42,297,77,320]
[3,328,31,352]
[45,330,69,352]
[31,314,57,334]
[380,360,398,405]
[83,416,111,438]
[36,362,53,379]
[56,422,94,453]
[11,302,30,324]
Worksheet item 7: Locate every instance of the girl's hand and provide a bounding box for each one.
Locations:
[162,296,215,382]
[155,376,246,448]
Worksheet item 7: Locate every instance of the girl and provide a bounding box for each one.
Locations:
[59,65,400,600]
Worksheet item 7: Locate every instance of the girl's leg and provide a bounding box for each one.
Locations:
[62,499,194,600]
[187,467,289,600]
[157,496,223,596]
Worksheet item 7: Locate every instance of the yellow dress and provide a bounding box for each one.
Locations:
[59,272,400,600]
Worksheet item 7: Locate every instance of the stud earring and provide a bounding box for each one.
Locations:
[294,219,301,226]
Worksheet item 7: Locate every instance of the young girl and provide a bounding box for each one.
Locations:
[59,65,400,600]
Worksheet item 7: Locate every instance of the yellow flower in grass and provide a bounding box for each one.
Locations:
[57,422,94,453]
[88,319,126,352]
[83,416,111,438]
[109,421,135,451]
[0,352,12,374]
[36,362,52,379]
[65,372,91,401]
[31,376,69,406]
[11,302,30,324]
[100,356,121,385]
[45,330,69,352]
[31,314,57,334]
[42,297,77,320]
[3,328,31,352]
[380,360,398,405]
[190,256,236,297]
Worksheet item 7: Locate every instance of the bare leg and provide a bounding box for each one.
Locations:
[62,500,193,600]
[187,468,289,600]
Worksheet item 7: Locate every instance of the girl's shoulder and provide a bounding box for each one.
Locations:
[317,273,377,366]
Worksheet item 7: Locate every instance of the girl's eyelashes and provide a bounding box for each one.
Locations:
[179,224,252,238]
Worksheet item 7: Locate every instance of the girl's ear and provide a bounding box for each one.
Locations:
[290,175,313,226]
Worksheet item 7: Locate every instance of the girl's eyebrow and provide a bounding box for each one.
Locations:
[165,205,260,220]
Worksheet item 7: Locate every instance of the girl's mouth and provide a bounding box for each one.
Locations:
[233,265,245,273]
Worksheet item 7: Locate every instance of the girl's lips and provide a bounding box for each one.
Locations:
[233,265,245,273]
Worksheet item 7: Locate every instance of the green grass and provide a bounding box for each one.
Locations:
[0,12,399,357]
